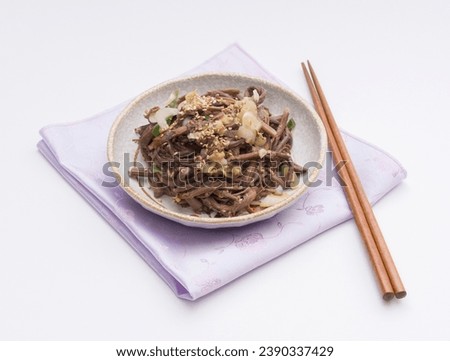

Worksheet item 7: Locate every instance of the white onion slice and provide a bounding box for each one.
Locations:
[237,125,256,144]
[258,148,268,158]
[242,111,262,131]
[149,107,179,130]
[164,90,179,107]
[260,193,288,208]
[252,89,260,103]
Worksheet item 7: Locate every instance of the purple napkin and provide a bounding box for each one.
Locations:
[38,44,407,300]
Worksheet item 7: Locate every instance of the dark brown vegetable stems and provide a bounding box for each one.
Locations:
[131,87,303,217]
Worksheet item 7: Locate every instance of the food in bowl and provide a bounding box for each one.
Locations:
[129,86,304,218]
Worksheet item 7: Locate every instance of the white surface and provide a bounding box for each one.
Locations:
[1,0,449,340]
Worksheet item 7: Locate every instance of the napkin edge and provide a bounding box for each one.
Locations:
[37,139,195,301]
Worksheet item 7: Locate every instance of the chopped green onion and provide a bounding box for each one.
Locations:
[166,115,174,125]
[287,118,296,130]
[204,115,210,121]
[151,164,161,174]
[167,89,179,108]
[280,164,289,177]
[151,124,160,137]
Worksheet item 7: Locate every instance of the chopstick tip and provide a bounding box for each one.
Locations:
[395,291,407,299]
[383,292,395,301]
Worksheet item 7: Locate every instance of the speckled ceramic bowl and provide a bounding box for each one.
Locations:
[108,73,326,228]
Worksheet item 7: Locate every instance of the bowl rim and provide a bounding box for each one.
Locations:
[107,72,327,226]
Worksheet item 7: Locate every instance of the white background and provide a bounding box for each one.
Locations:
[1,0,449,340]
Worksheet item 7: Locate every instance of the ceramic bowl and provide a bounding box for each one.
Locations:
[107,73,326,228]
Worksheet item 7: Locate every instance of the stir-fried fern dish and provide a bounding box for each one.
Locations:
[130,87,304,217]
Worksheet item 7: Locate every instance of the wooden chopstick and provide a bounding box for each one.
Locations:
[301,63,393,300]
[301,62,406,300]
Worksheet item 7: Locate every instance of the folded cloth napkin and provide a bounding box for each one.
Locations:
[38,44,407,300]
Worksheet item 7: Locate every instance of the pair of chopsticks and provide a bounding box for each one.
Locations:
[301,61,406,300]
